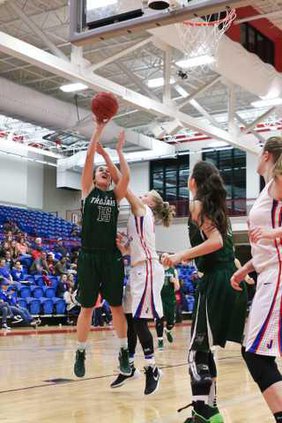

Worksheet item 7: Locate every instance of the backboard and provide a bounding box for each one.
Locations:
[69,0,242,46]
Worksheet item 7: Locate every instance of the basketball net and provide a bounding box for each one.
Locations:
[176,8,236,74]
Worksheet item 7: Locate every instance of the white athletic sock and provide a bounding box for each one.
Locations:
[144,355,155,367]
[193,395,209,405]
[208,380,217,407]
[158,337,163,341]
[119,337,128,349]
[77,342,87,351]
[129,356,135,366]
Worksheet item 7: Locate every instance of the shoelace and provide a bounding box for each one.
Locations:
[177,402,193,413]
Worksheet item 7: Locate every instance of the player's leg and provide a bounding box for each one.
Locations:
[134,317,162,395]
[242,348,282,421]
[102,250,131,376]
[111,313,140,388]
[74,252,99,377]
[164,300,175,344]
[155,317,164,350]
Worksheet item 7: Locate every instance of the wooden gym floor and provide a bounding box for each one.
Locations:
[0,325,280,423]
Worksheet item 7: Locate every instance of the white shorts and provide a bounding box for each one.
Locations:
[123,283,133,315]
[244,265,282,357]
[129,259,164,319]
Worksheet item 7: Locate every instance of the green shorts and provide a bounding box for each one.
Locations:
[76,249,124,308]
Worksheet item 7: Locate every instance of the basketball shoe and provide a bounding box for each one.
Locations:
[165,328,173,343]
[158,339,164,351]
[179,402,224,423]
[110,365,140,388]
[144,365,162,395]
[118,347,131,375]
[74,349,86,377]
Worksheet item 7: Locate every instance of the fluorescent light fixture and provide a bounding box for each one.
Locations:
[87,0,117,10]
[251,98,282,108]
[176,55,215,69]
[60,83,88,93]
[147,77,176,88]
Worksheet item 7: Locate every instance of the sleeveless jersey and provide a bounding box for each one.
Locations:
[81,187,118,251]
[249,180,282,273]
[127,205,158,266]
[188,216,235,272]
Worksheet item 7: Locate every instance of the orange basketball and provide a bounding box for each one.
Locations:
[91,92,119,123]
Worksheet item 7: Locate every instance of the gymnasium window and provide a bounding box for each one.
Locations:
[240,23,274,66]
[202,148,247,216]
[150,155,190,217]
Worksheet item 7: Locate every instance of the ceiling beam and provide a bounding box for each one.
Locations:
[0,31,258,154]
[7,2,68,61]
[88,37,154,72]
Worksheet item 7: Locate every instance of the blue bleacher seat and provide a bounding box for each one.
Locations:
[33,275,44,286]
[40,298,54,314]
[31,286,44,299]
[52,298,66,314]
[43,286,56,298]
[26,297,41,315]
[19,285,31,298]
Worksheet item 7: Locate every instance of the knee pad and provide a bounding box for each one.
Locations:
[243,351,282,392]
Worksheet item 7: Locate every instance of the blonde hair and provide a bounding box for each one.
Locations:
[264,136,282,178]
[149,190,175,227]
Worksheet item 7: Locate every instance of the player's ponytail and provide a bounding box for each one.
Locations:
[273,152,282,178]
[192,161,228,238]
[149,190,175,227]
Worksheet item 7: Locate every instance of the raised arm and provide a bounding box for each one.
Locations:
[81,122,105,198]
[96,135,144,215]
[114,131,130,202]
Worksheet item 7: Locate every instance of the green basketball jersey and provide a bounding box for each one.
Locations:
[188,217,235,272]
[162,267,176,299]
[81,187,119,251]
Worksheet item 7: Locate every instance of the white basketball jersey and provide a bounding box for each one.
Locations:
[127,205,158,266]
[249,180,282,273]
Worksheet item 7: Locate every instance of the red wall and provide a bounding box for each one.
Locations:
[227,6,282,71]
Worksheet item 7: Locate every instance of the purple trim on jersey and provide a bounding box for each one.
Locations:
[134,261,149,319]
[249,200,282,353]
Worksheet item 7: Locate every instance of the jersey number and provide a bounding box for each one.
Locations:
[97,206,112,223]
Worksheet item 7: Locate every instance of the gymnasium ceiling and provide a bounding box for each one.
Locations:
[0,0,281,164]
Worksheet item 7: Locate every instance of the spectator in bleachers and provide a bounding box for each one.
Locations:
[46,252,56,275]
[54,257,68,276]
[4,251,15,270]
[0,241,10,257]
[42,269,52,286]
[11,261,26,282]
[64,286,80,324]
[67,273,75,289]
[0,283,40,327]
[0,258,13,284]
[57,273,68,298]
[53,238,68,257]
[10,240,18,261]
[16,236,29,256]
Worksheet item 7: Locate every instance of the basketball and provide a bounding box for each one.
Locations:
[91,92,119,123]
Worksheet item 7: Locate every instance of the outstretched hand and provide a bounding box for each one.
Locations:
[249,227,276,243]
[116,130,125,153]
[96,142,106,156]
[116,231,130,255]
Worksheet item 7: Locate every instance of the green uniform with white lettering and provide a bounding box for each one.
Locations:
[161,267,177,326]
[77,187,124,308]
[189,217,248,351]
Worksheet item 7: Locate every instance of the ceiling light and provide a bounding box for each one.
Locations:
[147,77,176,88]
[251,98,282,108]
[87,0,117,10]
[175,55,215,69]
[60,83,88,93]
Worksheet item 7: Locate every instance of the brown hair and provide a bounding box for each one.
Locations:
[149,190,175,227]
[263,136,282,164]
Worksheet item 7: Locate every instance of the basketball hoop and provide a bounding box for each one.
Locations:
[176,7,236,74]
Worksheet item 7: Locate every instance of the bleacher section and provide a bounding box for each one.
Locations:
[0,204,80,240]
